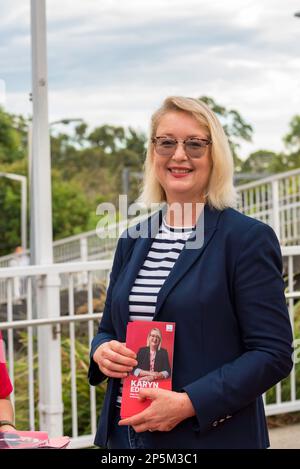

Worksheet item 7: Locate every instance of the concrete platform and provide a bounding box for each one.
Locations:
[269,424,300,449]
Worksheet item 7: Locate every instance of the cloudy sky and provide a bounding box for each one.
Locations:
[1,0,300,158]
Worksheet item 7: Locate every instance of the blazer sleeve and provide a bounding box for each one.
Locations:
[132,347,148,374]
[159,348,171,375]
[183,222,293,435]
[88,235,124,386]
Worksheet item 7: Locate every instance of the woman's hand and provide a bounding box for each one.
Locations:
[138,372,165,381]
[118,389,196,432]
[93,340,137,379]
[138,374,155,381]
[137,370,157,380]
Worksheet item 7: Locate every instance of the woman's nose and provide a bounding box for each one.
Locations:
[172,142,188,161]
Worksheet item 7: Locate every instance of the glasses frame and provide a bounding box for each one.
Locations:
[152,136,212,159]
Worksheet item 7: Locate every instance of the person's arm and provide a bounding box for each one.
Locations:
[0,397,15,431]
[132,348,146,377]
[149,348,171,379]
[159,348,171,378]
[156,371,169,379]
[183,222,293,435]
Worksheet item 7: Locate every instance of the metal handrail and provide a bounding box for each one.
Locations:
[236,167,300,190]
[0,259,112,278]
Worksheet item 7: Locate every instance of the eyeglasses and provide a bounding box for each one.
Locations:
[152,136,212,159]
[150,334,160,339]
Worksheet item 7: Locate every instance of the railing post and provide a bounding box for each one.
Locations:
[271,179,280,239]
[80,237,88,262]
[80,237,88,285]
[37,273,63,435]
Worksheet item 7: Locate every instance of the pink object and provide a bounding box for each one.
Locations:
[0,430,70,449]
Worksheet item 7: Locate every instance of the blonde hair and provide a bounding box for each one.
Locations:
[139,96,237,210]
[147,328,162,350]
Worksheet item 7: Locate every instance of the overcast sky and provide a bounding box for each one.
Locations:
[1,0,300,158]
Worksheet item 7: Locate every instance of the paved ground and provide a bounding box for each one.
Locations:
[269,423,300,449]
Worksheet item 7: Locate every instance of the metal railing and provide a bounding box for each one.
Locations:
[0,215,147,269]
[0,215,148,303]
[0,248,299,447]
[1,168,300,275]
[0,260,112,449]
[237,168,300,245]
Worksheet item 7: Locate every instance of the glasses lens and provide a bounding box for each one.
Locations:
[153,137,210,158]
[155,137,176,156]
[185,138,208,158]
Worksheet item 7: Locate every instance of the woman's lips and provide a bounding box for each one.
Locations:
[168,168,193,178]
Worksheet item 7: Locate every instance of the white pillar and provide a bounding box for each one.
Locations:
[30,0,63,436]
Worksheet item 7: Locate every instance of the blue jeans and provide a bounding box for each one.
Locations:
[107,406,146,449]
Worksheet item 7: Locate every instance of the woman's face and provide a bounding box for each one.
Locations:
[149,330,161,349]
[153,111,212,205]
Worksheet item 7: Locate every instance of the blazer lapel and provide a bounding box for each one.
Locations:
[118,208,164,325]
[154,204,222,319]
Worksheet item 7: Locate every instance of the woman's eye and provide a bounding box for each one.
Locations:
[161,139,175,146]
[187,140,202,148]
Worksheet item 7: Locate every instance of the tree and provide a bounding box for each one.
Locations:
[284,115,300,153]
[241,150,282,175]
[125,127,147,156]
[0,107,27,164]
[88,125,125,153]
[199,96,253,172]
[52,174,94,240]
[0,177,23,255]
[74,122,88,147]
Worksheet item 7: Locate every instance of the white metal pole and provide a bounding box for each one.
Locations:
[30,0,63,437]
[30,0,52,265]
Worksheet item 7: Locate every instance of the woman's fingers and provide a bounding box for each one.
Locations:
[100,365,128,379]
[111,341,137,359]
[94,340,137,376]
[104,347,137,367]
[102,358,132,373]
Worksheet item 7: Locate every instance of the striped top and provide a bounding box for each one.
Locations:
[116,218,194,406]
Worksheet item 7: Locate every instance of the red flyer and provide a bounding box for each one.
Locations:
[0,430,70,449]
[120,321,175,418]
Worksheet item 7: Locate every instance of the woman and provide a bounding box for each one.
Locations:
[89,96,293,449]
[0,331,15,432]
[132,328,171,381]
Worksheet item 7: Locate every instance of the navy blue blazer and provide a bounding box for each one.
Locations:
[88,204,293,449]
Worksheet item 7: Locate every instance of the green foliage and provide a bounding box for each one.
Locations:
[13,330,106,436]
[0,178,25,255]
[284,115,300,152]
[0,159,28,255]
[199,96,253,171]
[88,124,125,152]
[52,174,93,240]
[240,150,285,180]
[0,106,27,163]
[265,299,300,404]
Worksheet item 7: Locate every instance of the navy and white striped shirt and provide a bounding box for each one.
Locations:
[116,218,194,406]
